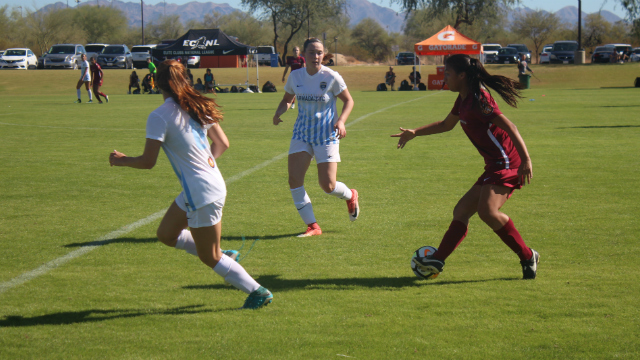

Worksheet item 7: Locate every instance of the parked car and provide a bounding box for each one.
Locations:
[0,50,5,56]
[495,47,519,64]
[507,44,531,61]
[607,43,633,61]
[97,44,133,69]
[187,56,200,68]
[396,51,420,65]
[0,48,39,69]
[591,45,616,63]
[131,44,157,69]
[482,44,501,64]
[549,41,579,64]
[42,44,86,69]
[85,43,108,61]
[539,44,553,64]
[630,48,640,62]
[256,45,277,66]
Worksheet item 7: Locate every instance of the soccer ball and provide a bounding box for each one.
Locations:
[411,246,439,280]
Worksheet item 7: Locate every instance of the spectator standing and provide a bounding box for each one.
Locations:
[517,55,534,76]
[385,66,396,91]
[204,69,215,93]
[129,71,141,94]
[409,66,421,86]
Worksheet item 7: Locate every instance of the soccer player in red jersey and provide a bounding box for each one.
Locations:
[90,57,109,104]
[282,46,306,109]
[392,54,539,280]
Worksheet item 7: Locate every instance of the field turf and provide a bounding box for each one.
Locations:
[0,64,639,359]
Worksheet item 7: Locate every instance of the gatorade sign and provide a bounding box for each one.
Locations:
[414,25,482,56]
[437,31,455,41]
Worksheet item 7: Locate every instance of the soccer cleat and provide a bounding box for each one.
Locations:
[346,189,359,221]
[297,223,322,237]
[87,100,93,103]
[222,250,239,262]
[75,99,81,103]
[521,248,539,280]
[241,286,273,309]
[98,101,103,104]
[413,255,445,275]
[106,95,109,103]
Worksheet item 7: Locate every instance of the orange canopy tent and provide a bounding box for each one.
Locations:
[414,25,481,56]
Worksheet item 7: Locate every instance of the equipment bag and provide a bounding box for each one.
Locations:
[377,83,387,91]
[635,77,640,88]
[231,85,238,93]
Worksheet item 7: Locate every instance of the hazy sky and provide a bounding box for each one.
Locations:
[0,0,628,18]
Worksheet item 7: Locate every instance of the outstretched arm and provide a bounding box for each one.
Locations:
[282,65,290,82]
[273,92,296,125]
[109,139,162,169]
[391,112,459,149]
[492,114,532,185]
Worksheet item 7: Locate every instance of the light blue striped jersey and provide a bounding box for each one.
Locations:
[146,97,226,211]
[284,65,347,145]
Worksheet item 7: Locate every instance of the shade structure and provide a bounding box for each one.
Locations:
[414,25,481,56]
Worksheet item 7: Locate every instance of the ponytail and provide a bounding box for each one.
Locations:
[156,60,223,125]
[445,54,523,108]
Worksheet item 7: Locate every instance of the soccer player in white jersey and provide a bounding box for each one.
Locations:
[272,38,359,237]
[75,54,93,103]
[109,60,273,309]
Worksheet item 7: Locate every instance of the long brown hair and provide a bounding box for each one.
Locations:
[156,60,223,125]
[445,54,523,108]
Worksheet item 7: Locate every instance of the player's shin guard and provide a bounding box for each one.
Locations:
[76,89,81,99]
[433,220,468,261]
[175,229,198,256]
[495,218,532,261]
[291,186,316,225]
[327,181,353,200]
[213,254,260,294]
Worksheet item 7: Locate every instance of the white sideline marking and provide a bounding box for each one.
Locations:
[0,92,440,295]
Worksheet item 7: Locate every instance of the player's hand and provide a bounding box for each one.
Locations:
[391,127,417,149]
[334,122,346,139]
[518,158,533,185]
[273,114,283,126]
[282,77,286,83]
[109,150,126,167]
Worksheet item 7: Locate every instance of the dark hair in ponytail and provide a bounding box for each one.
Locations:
[156,59,223,125]
[445,54,523,108]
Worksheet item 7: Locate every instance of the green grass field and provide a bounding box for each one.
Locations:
[1,64,639,359]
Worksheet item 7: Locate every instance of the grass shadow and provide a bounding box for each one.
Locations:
[222,233,303,241]
[64,237,157,248]
[0,304,234,327]
[183,275,520,292]
[557,125,640,129]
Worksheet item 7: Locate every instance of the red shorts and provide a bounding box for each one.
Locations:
[474,168,522,194]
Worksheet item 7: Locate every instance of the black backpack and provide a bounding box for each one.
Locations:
[238,86,246,92]
[377,83,387,91]
[230,85,238,93]
[262,81,277,92]
[249,85,259,93]
[418,82,426,91]
[399,79,412,91]
[635,77,640,88]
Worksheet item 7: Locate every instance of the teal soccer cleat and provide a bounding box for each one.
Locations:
[241,286,273,309]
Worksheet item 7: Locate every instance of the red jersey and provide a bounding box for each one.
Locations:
[287,56,305,71]
[90,63,103,81]
[451,90,521,171]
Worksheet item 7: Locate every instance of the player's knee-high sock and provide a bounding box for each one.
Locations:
[76,89,81,100]
[290,186,316,225]
[174,229,198,256]
[87,89,92,100]
[495,218,532,261]
[327,181,352,200]
[433,220,468,261]
[98,91,107,98]
[213,254,260,294]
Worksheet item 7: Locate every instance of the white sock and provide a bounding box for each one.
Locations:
[174,229,198,256]
[212,254,260,294]
[87,89,92,100]
[76,89,81,99]
[328,181,352,200]
[290,186,316,225]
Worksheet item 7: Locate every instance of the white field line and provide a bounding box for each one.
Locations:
[0,92,440,295]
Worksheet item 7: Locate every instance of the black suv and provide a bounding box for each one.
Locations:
[550,41,579,64]
[507,44,531,61]
[97,44,133,69]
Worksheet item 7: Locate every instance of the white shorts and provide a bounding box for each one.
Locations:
[289,138,340,163]
[81,75,91,82]
[175,192,225,228]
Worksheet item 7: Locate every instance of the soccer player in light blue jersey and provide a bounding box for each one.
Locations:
[109,60,272,309]
[273,38,360,237]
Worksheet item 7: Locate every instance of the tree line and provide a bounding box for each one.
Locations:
[1,0,638,65]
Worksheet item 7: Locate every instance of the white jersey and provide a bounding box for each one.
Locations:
[284,65,347,146]
[146,97,226,211]
[80,60,91,81]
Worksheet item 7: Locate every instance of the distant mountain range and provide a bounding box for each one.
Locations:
[40,1,624,33]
